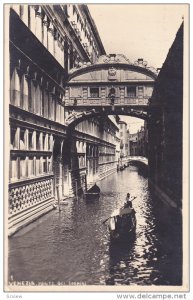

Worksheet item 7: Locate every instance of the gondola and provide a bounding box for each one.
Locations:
[107,205,136,243]
[84,183,100,200]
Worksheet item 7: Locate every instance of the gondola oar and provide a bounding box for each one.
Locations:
[102,217,110,224]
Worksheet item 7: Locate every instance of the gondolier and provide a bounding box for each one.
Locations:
[124,193,136,208]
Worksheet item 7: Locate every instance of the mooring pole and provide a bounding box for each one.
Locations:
[56,184,61,211]
[75,179,78,200]
[85,174,87,192]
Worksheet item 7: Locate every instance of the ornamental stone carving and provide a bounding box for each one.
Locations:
[108,67,117,81]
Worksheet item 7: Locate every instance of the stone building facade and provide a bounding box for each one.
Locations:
[148,22,183,209]
[129,122,148,157]
[7,4,111,235]
[74,116,120,191]
[129,133,138,156]
[7,4,157,235]
[118,120,128,157]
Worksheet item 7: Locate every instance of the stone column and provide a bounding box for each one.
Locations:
[39,132,43,151]
[22,5,28,26]
[35,6,42,42]
[35,84,41,115]
[31,78,37,113]
[60,105,64,124]
[15,127,20,150]
[24,129,29,150]
[49,134,54,151]
[60,39,64,67]
[44,133,48,151]
[42,14,48,48]
[32,131,36,150]
[53,29,59,61]
[43,89,49,118]
[48,22,54,55]
[30,6,36,35]
[22,75,29,110]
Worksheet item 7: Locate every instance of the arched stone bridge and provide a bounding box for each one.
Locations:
[120,156,148,167]
[64,54,158,126]
[127,156,148,166]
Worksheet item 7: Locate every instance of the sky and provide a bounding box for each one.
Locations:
[88,4,187,68]
[88,4,188,133]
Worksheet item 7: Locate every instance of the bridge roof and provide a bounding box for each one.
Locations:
[68,54,158,82]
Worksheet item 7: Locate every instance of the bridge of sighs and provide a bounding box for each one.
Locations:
[51,54,158,207]
[64,54,158,127]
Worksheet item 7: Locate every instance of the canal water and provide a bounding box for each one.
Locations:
[8,165,182,286]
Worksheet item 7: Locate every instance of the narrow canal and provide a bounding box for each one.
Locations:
[8,165,182,286]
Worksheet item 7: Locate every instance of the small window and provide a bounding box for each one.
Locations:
[90,87,99,98]
[127,86,136,98]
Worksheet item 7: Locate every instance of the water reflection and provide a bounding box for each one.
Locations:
[8,166,182,286]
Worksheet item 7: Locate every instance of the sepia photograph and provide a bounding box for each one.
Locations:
[4,3,189,293]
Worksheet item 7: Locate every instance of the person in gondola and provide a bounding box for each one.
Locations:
[88,183,100,193]
[124,193,136,208]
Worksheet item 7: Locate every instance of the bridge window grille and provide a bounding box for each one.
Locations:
[82,87,88,99]
[127,86,136,98]
[89,87,99,98]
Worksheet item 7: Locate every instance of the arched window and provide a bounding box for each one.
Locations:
[35,84,42,115]
[43,89,49,118]
[21,75,29,110]
[10,69,21,106]
[30,80,36,113]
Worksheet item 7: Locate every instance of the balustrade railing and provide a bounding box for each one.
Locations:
[65,97,149,106]
[9,176,53,216]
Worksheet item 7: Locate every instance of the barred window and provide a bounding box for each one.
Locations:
[90,87,99,98]
[127,86,136,98]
